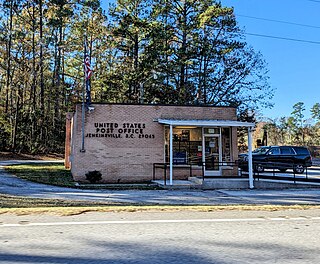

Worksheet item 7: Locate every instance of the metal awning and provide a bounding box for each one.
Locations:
[157,119,255,127]
[158,118,255,189]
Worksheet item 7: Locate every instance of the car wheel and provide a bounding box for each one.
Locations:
[279,169,287,173]
[293,164,304,174]
[254,164,264,173]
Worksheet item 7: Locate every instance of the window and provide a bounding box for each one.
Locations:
[165,127,202,164]
[293,147,310,155]
[253,147,270,154]
[204,128,219,134]
[280,147,294,155]
[268,147,280,155]
[222,128,232,162]
[165,126,233,164]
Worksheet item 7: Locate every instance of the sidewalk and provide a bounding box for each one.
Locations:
[2,160,320,205]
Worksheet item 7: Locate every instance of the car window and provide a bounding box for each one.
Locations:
[293,147,310,155]
[253,147,270,154]
[280,147,294,154]
[268,147,280,155]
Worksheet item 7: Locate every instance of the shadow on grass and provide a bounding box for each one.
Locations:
[4,163,74,187]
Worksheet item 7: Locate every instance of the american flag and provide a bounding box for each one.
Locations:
[84,53,92,80]
[84,40,92,106]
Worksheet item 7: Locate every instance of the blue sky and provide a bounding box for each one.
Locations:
[102,0,320,120]
[222,0,320,120]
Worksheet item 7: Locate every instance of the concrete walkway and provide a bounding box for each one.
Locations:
[2,160,320,205]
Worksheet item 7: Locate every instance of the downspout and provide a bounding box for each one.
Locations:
[80,97,86,152]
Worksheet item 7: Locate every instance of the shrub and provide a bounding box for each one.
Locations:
[85,170,102,184]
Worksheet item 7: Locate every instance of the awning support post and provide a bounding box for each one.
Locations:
[248,127,254,189]
[169,124,173,185]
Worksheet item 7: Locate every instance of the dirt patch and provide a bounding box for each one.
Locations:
[0,152,63,161]
[1,204,320,216]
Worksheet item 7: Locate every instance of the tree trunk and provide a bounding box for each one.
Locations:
[5,0,13,114]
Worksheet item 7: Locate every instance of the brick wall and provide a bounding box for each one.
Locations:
[70,104,236,183]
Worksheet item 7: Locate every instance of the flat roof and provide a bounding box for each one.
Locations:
[76,102,236,109]
[157,119,255,127]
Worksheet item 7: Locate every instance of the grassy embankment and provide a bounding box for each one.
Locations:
[1,162,148,213]
[5,162,75,187]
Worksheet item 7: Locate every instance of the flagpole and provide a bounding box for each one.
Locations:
[80,35,93,152]
[80,37,87,152]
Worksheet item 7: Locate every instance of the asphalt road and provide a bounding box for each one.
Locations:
[1,210,320,264]
[2,161,320,263]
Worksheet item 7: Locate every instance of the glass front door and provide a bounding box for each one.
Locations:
[203,135,221,176]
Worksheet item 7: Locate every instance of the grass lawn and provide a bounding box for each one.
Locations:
[0,194,125,209]
[0,194,153,214]
[3,162,160,190]
[4,162,75,187]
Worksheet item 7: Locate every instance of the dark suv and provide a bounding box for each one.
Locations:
[238,146,312,174]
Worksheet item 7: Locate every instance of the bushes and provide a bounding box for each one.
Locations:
[85,170,102,183]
